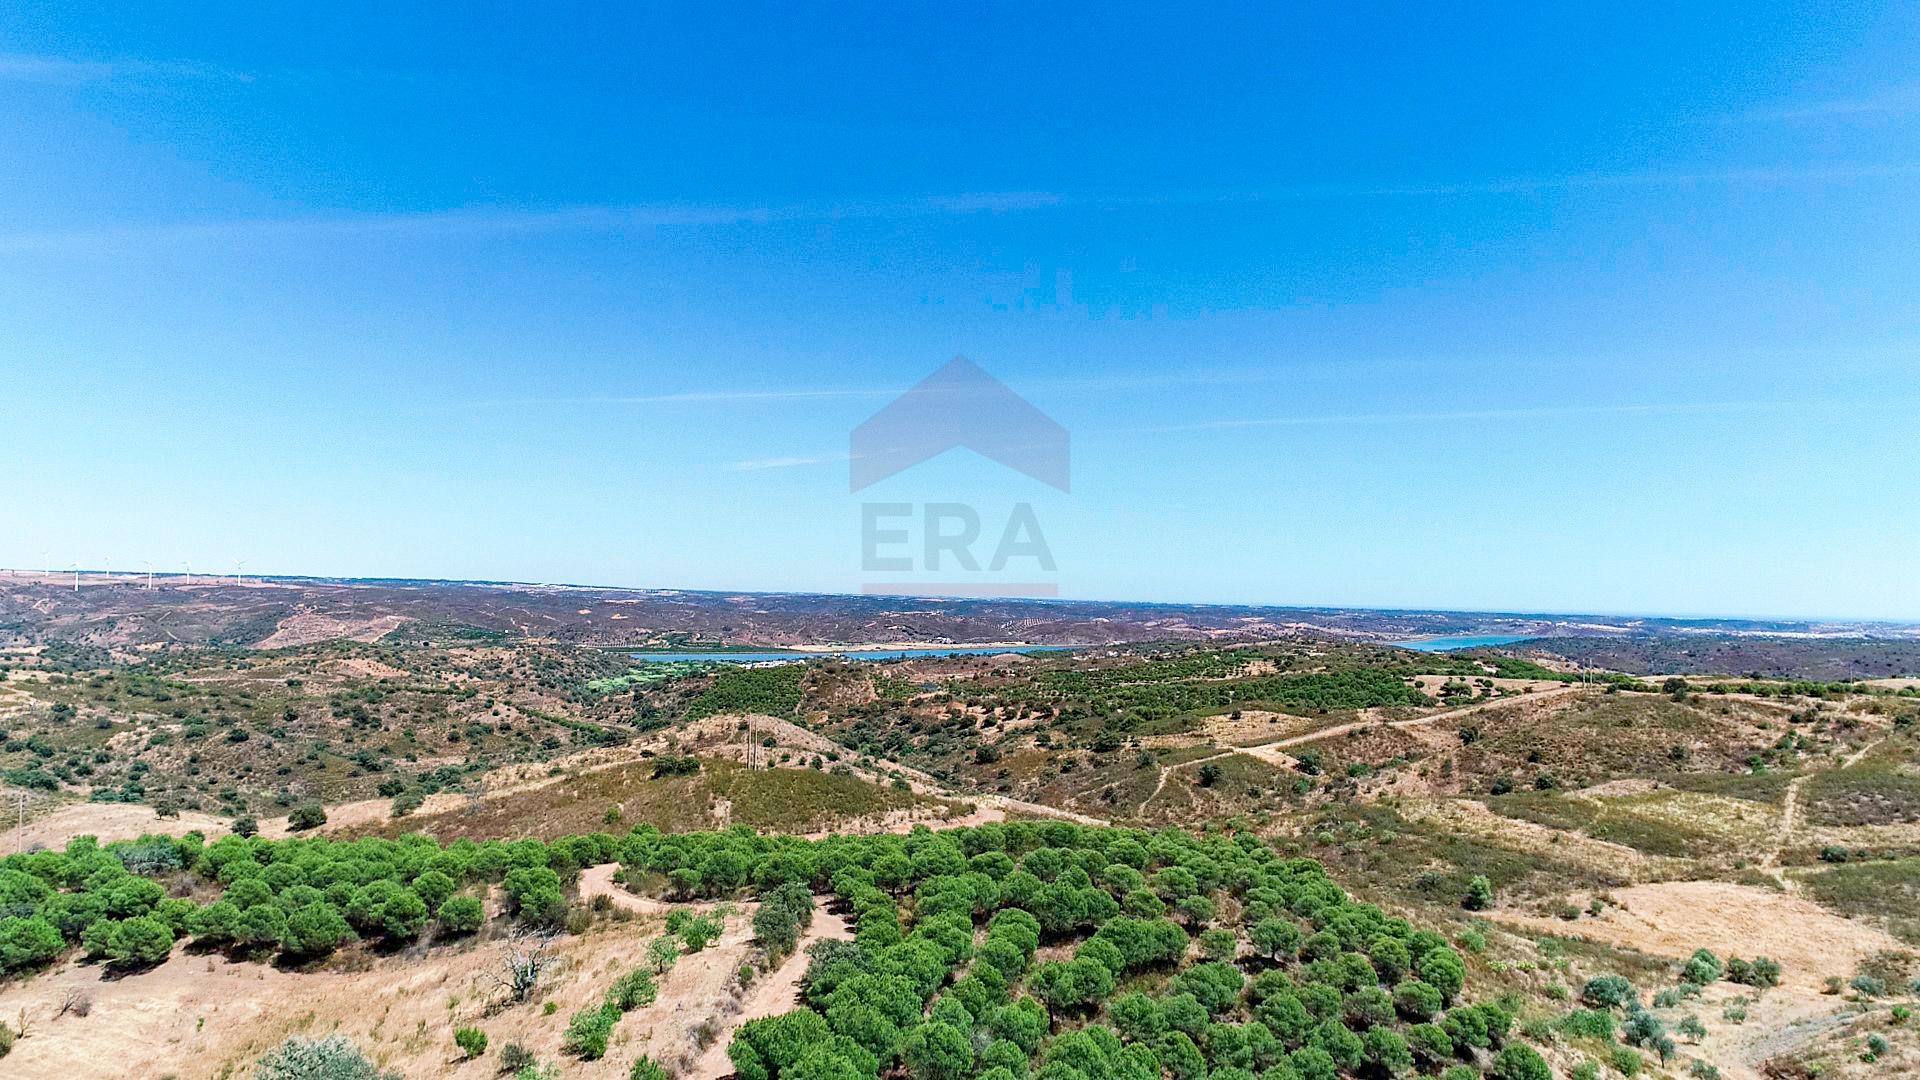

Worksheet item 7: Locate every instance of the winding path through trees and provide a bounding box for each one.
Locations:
[1143,686,1586,812]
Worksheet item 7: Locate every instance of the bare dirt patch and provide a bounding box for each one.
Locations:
[1496,881,1906,992]
[322,655,415,680]
[257,610,410,649]
[0,909,754,1079]
[0,801,230,852]
[1573,778,1667,798]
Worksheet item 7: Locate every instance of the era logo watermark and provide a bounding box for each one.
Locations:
[850,357,1068,597]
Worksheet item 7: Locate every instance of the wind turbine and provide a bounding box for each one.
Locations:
[234,559,248,586]
[70,561,80,592]
[145,560,155,591]
[183,561,192,586]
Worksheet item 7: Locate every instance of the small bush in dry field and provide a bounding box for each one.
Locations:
[437,895,484,936]
[628,1057,668,1080]
[498,1042,535,1072]
[254,1035,399,1080]
[1682,948,1722,986]
[564,1004,619,1059]
[57,987,93,1018]
[672,912,721,952]
[563,907,593,935]
[646,935,680,974]
[606,968,658,1011]
[453,1026,487,1059]
[1582,975,1636,1010]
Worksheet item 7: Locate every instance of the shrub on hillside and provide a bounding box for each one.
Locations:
[453,1026,487,1059]
[564,1004,620,1059]
[1582,975,1637,1010]
[255,1035,400,1080]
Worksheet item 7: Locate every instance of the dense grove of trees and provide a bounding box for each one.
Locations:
[597,822,1533,1080]
[972,668,1434,732]
[0,830,626,974]
[1,821,1535,1080]
[687,666,807,719]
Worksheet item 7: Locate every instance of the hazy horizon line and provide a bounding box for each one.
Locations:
[5,565,1915,630]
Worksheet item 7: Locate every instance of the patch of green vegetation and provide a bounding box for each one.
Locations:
[872,674,919,702]
[717,763,941,830]
[1487,792,1722,858]
[1488,793,1601,833]
[686,665,806,719]
[971,665,1431,732]
[387,621,511,644]
[1802,736,1920,826]
[1803,857,1920,944]
[1664,770,1796,805]
[1583,812,1720,859]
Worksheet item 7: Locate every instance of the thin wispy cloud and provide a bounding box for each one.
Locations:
[727,452,855,471]
[720,399,1851,472]
[461,368,1321,413]
[0,203,783,256]
[473,386,896,409]
[8,159,1919,256]
[0,51,252,85]
[1739,84,1920,123]
[1126,399,1816,435]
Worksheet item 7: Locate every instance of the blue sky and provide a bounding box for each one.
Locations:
[3,4,1918,619]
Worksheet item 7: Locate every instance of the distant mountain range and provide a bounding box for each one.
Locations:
[2,572,1914,655]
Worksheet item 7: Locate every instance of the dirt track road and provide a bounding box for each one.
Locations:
[686,906,854,1078]
[1144,686,1585,810]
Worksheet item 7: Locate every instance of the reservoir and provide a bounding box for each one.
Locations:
[632,645,1073,663]
[1395,634,1536,653]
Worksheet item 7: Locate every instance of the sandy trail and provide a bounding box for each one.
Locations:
[1761,731,1892,875]
[576,862,744,917]
[1263,685,1583,750]
[1143,687,1582,811]
[1145,750,1235,807]
[686,906,854,1079]
[1762,776,1808,872]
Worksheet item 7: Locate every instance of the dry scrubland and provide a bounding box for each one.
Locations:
[1,589,1919,1079]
